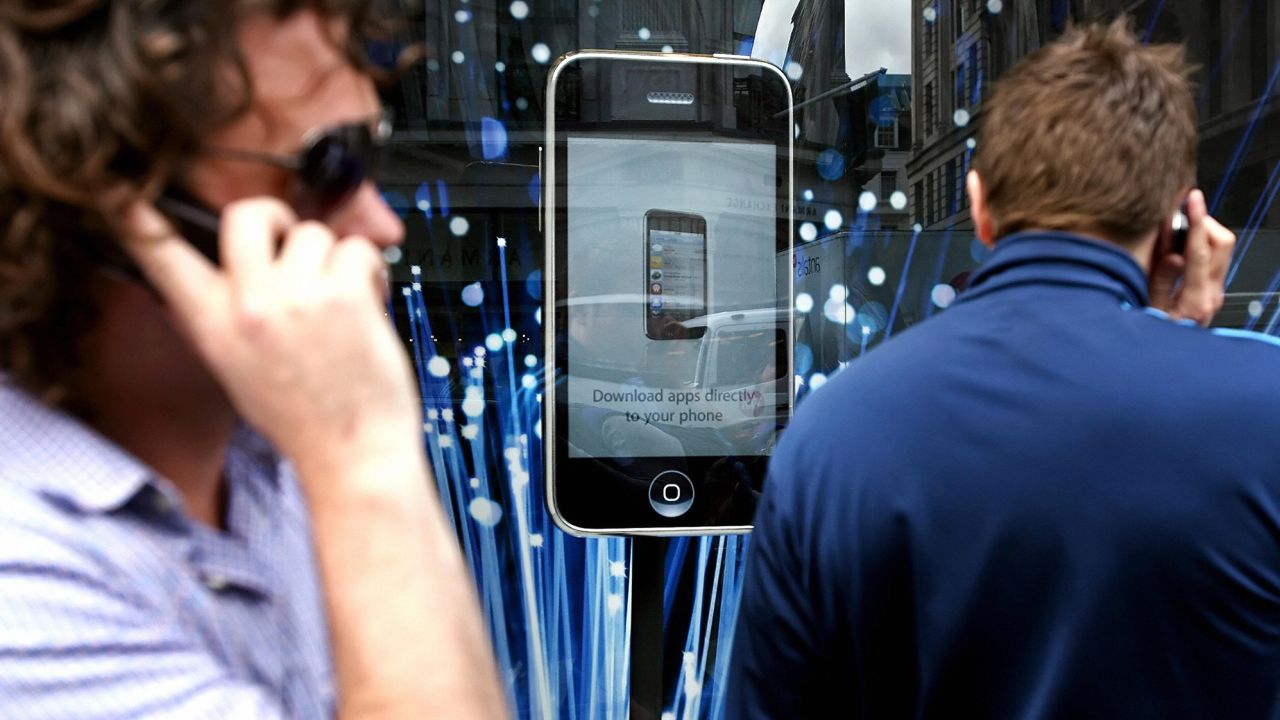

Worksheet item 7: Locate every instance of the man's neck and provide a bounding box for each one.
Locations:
[71,275,237,529]
[78,397,236,528]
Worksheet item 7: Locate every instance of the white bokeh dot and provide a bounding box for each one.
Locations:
[923,5,938,22]
[889,190,908,210]
[531,43,551,64]
[987,0,1004,13]
[931,283,957,308]
[509,0,529,19]
[495,61,507,72]
[451,50,466,64]
[1248,300,1264,318]
[786,61,804,81]
[427,356,450,377]
[469,498,503,527]
[454,9,471,23]
[515,97,529,111]
[858,191,878,212]
[868,266,886,286]
[795,292,814,314]
[462,395,485,418]
[954,108,971,127]
[824,298,855,325]
[637,27,651,40]
[823,209,843,230]
[449,216,470,236]
[799,222,818,242]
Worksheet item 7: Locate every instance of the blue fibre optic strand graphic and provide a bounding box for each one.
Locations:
[400,244,749,718]
[884,225,923,340]
[1226,158,1280,288]
[1209,59,1280,215]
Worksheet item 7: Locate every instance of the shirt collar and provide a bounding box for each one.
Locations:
[959,231,1150,308]
[0,380,280,515]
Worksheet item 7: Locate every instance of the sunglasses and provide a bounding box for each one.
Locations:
[205,109,394,217]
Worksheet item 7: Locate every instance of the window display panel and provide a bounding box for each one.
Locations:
[380,1,1280,717]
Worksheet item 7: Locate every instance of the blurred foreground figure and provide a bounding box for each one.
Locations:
[0,3,506,718]
[727,19,1280,720]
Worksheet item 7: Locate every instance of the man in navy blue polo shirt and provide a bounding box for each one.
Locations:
[726,19,1278,719]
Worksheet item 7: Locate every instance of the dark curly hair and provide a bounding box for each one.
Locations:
[0,0,397,402]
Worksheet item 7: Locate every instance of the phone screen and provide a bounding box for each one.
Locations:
[547,53,793,535]
[645,211,707,340]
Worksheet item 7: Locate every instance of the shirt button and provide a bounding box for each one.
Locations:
[151,493,172,514]
[203,574,229,592]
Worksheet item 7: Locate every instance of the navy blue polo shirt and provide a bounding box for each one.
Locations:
[728,231,1280,719]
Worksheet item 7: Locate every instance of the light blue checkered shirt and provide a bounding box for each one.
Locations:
[0,381,334,718]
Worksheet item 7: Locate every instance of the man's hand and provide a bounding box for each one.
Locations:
[1149,189,1237,326]
[119,197,509,719]
[120,198,419,480]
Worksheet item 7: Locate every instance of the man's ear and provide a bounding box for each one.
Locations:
[967,170,996,248]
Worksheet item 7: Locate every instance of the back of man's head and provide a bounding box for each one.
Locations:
[972,18,1196,246]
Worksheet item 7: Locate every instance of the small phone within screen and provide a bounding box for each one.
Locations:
[645,211,707,340]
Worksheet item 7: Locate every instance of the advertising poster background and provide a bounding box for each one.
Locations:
[378,1,1280,716]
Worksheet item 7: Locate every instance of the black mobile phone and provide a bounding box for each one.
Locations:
[1171,198,1189,255]
[154,186,222,265]
[545,51,794,536]
[644,210,708,341]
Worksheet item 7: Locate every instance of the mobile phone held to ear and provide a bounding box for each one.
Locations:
[1171,198,1190,254]
[154,186,222,265]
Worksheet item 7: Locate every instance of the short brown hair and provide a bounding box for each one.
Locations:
[972,18,1197,245]
[0,1,393,401]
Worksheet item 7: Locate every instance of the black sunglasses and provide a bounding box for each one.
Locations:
[206,109,393,217]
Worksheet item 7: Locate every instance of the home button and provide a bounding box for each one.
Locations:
[649,470,695,518]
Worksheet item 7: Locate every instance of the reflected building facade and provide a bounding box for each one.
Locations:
[907,0,1278,237]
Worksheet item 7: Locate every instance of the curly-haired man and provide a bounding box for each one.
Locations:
[0,4,505,718]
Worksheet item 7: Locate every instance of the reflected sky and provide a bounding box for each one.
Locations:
[753,0,910,75]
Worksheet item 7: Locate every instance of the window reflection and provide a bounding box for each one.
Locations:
[376,2,1279,716]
